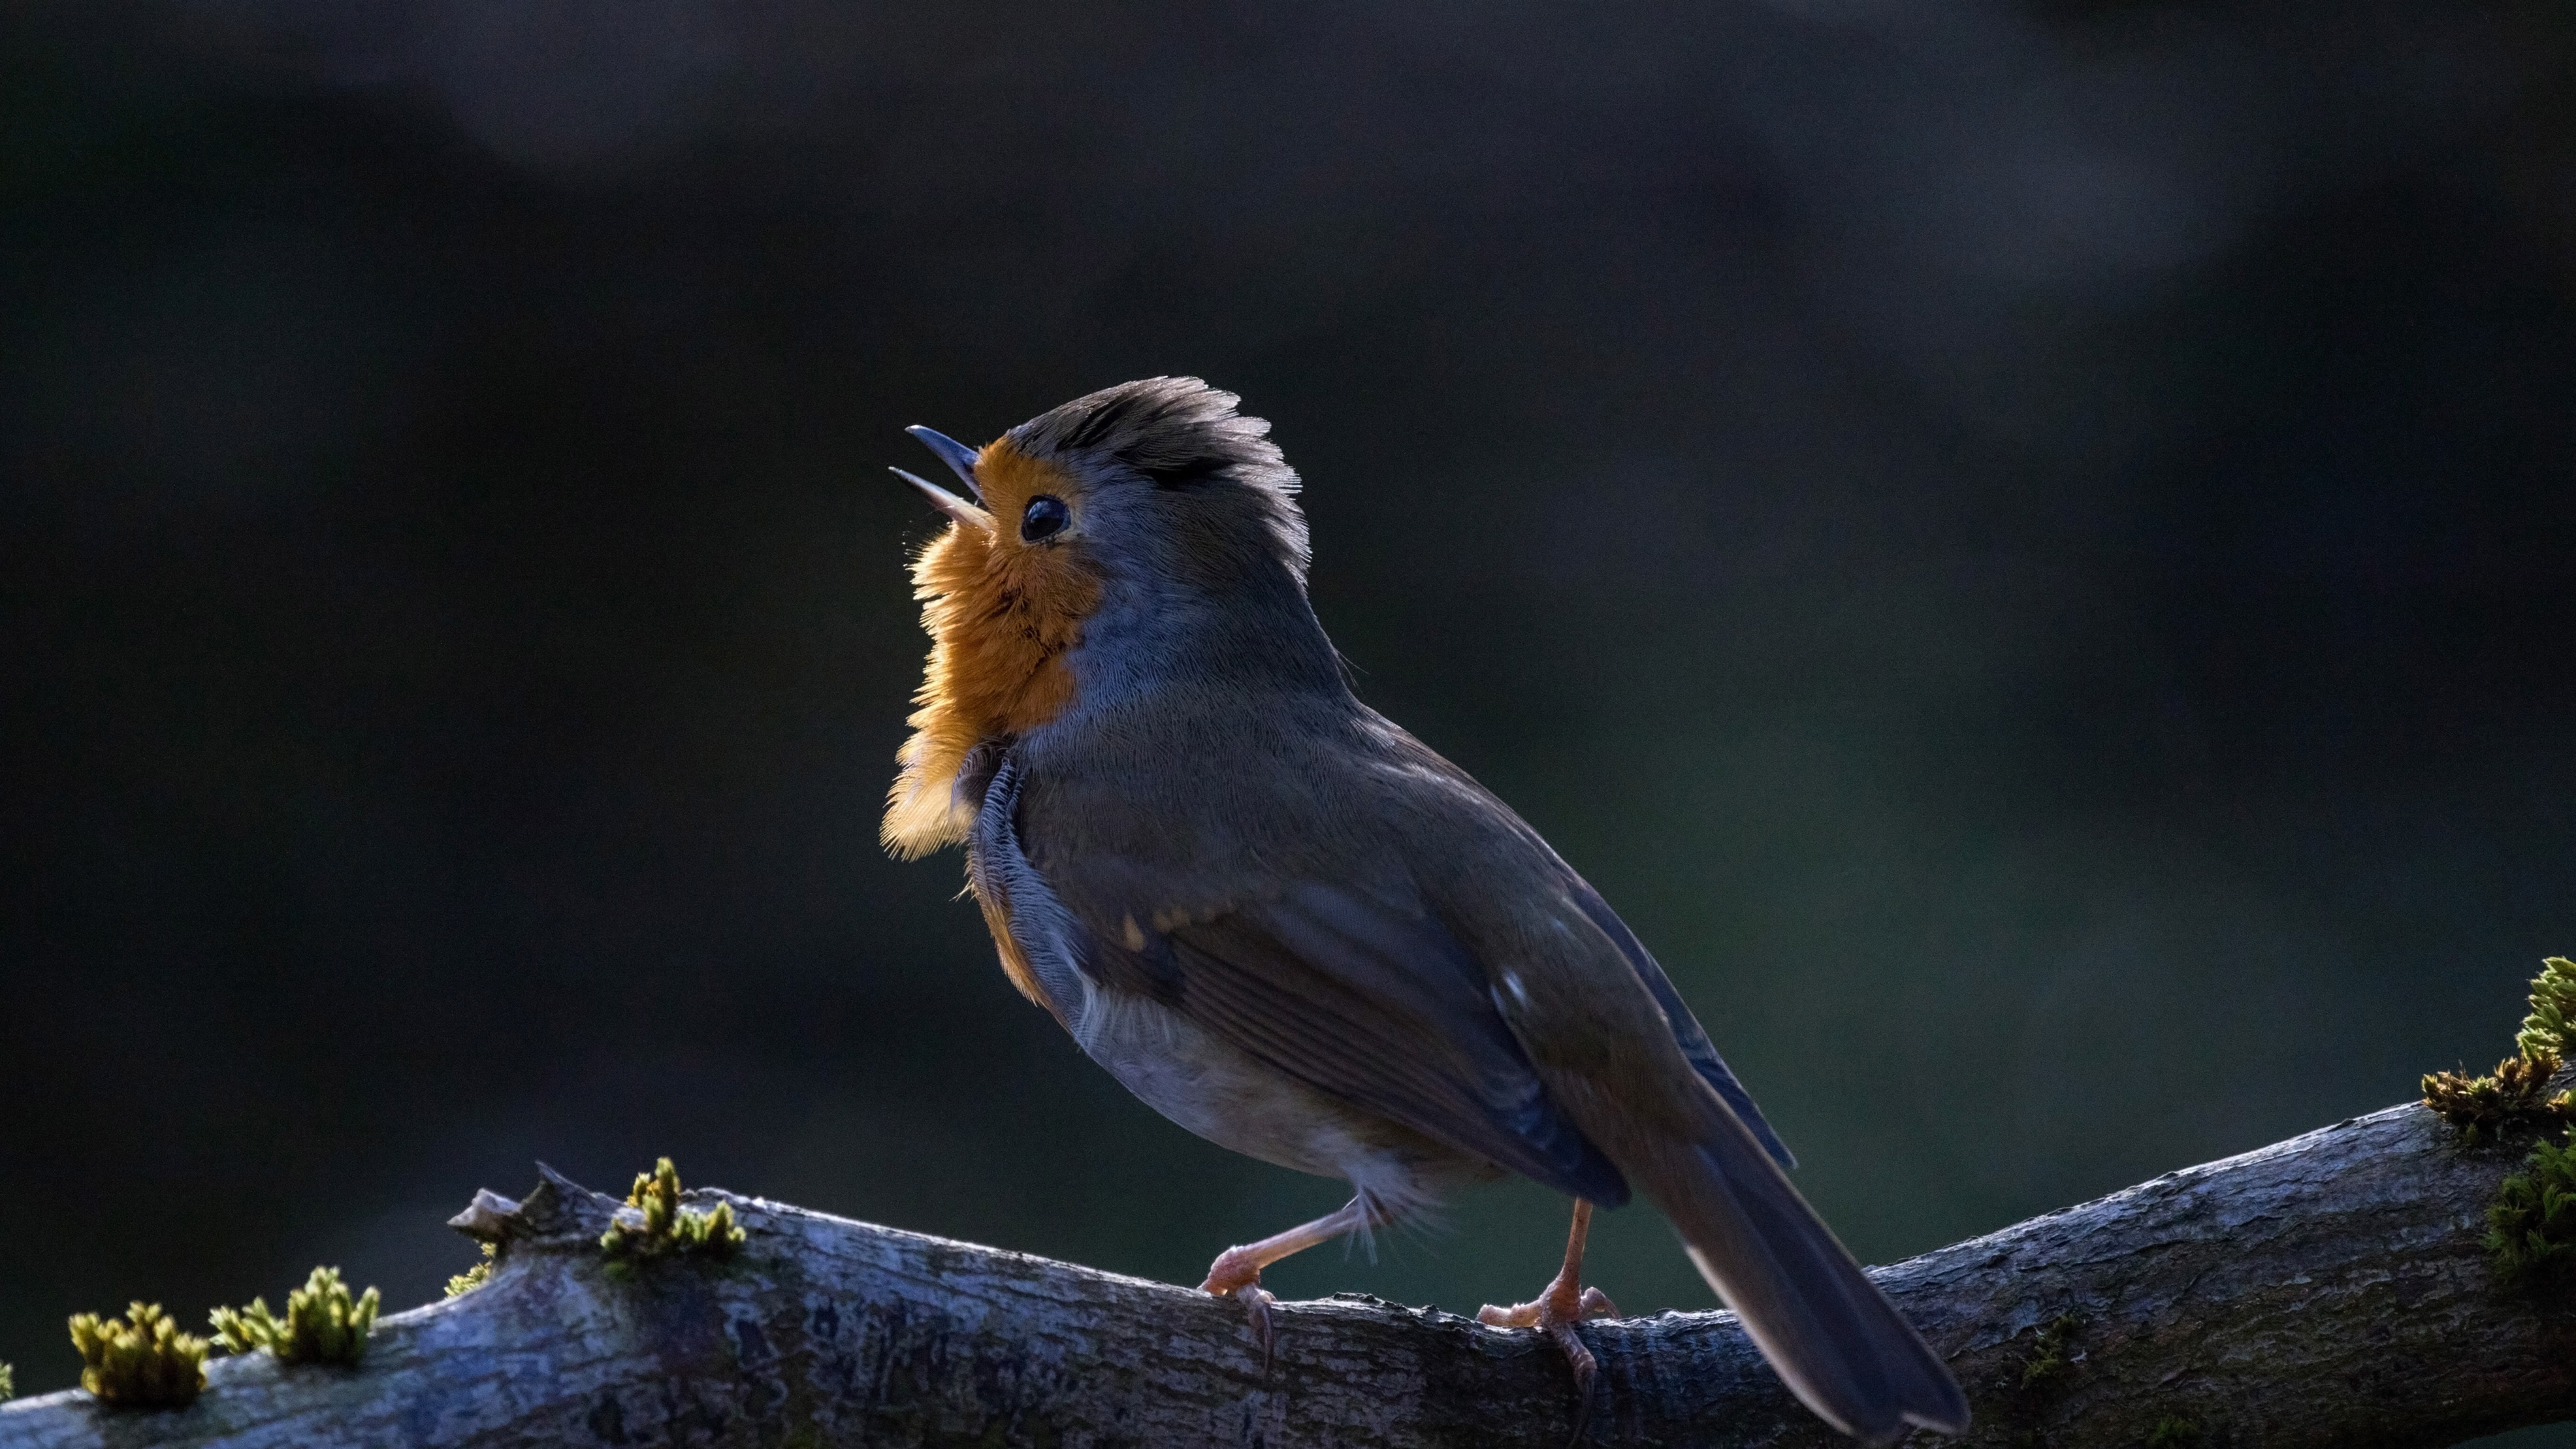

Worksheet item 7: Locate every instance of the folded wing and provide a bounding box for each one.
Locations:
[1084,878,1634,1206]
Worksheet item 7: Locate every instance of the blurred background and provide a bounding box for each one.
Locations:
[2,0,2570,1434]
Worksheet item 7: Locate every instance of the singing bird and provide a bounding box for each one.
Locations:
[885,378,1969,1443]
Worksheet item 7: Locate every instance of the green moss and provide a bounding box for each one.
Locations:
[2019,1312,2085,1388]
[2145,1417,2201,1448]
[446,1241,499,1298]
[2519,958,2576,1062]
[210,1267,380,1366]
[2430,957,2576,1283]
[2424,957,2576,1145]
[68,1303,209,1408]
[2487,1135,2576,1280]
[2423,1050,2568,1145]
[599,1157,745,1264]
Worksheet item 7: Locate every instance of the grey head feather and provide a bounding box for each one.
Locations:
[1006,377,1312,581]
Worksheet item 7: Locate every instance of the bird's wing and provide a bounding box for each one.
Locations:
[1325,713,1799,1170]
[1094,877,1631,1205]
[980,752,1628,1204]
[1561,879,1797,1169]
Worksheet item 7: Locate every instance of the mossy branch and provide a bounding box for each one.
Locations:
[209,1269,381,1367]
[5,1091,2576,1449]
[2422,1048,2569,1144]
[443,1244,497,1299]
[6,965,2572,1445]
[2425,958,2576,1279]
[597,1157,743,1265]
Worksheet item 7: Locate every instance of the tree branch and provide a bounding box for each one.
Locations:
[4,1091,2570,1448]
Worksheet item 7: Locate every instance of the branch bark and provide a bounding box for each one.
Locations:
[3,1092,2570,1449]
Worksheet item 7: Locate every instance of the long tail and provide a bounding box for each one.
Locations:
[1633,1101,1970,1444]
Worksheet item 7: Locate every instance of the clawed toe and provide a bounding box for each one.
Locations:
[1201,1247,1282,1376]
[1482,1288,1605,1446]
[1478,1298,1541,1328]
[1548,1315,1601,1447]
[1232,1282,1278,1373]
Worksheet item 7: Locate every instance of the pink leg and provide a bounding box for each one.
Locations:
[1478,1200,1620,1444]
[1199,1196,1376,1370]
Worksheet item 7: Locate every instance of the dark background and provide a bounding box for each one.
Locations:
[3,0,2570,1434]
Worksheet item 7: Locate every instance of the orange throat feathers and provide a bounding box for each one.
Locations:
[884,444,1100,859]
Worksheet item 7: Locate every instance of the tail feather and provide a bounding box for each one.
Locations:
[1638,1104,1969,1444]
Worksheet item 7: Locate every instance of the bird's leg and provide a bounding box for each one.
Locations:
[1478,1199,1620,1444]
[1198,1195,1376,1372]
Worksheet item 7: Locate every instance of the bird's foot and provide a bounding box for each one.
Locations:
[1199,1245,1280,1373]
[1479,1276,1618,1444]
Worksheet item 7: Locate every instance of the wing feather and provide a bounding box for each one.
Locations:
[1564,883,1797,1169]
[1079,878,1631,1205]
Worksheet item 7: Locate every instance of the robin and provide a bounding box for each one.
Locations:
[885,377,1969,1443]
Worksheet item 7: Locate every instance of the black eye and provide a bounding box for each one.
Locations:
[1021,495,1070,542]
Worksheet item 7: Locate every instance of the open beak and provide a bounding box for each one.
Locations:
[890,467,990,529]
[906,426,984,499]
[894,425,992,529]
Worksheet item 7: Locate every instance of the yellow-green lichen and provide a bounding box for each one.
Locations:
[446,1241,499,1298]
[2018,1312,2085,1388]
[599,1157,745,1264]
[210,1267,380,1366]
[68,1303,209,1408]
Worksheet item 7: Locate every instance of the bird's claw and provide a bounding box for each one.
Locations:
[1233,1282,1278,1374]
[1549,1317,1600,1448]
[1479,1276,1616,1446]
[1200,1249,1279,1376]
[1475,1282,1617,1328]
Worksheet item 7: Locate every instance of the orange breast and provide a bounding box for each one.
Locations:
[883,444,1102,860]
